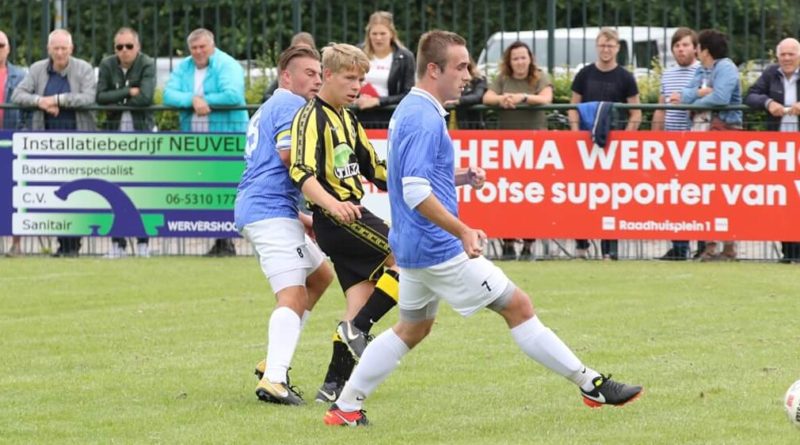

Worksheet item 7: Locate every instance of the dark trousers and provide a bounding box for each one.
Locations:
[57,237,81,254]
[782,242,800,260]
[576,239,618,258]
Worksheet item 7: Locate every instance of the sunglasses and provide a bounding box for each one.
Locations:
[115,43,135,51]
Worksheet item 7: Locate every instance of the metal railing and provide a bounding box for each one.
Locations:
[0,1,797,78]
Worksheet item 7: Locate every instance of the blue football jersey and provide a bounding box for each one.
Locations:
[387,88,464,268]
[235,89,306,229]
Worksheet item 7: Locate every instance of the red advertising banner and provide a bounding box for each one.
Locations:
[365,129,800,241]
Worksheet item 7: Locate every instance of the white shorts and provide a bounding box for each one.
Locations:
[399,253,510,317]
[241,217,326,293]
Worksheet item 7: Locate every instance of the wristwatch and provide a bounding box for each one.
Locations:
[521,93,529,104]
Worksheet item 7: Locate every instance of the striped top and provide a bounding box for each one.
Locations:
[660,62,700,131]
[289,96,387,204]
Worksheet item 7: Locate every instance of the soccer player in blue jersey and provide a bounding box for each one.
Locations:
[324,30,643,426]
[234,45,334,405]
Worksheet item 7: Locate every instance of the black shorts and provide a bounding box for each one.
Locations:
[312,206,391,292]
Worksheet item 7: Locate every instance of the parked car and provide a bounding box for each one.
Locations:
[477,26,680,79]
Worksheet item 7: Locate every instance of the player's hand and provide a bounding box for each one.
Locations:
[326,200,362,224]
[467,166,486,190]
[356,96,380,110]
[461,227,486,259]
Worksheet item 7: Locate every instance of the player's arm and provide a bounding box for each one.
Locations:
[276,128,292,168]
[290,109,361,223]
[454,167,486,188]
[414,192,485,259]
[352,116,388,191]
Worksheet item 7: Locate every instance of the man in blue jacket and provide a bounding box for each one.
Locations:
[163,28,248,133]
[163,28,248,256]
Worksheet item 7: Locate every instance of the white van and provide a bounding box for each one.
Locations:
[477,26,679,78]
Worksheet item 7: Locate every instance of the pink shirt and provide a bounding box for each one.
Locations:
[0,66,7,123]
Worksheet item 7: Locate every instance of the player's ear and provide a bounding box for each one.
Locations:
[427,62,439,79]
[322,68,333,82]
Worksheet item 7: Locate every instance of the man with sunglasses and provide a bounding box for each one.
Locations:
[96,27,156,258]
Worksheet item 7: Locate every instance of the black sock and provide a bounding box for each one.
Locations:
[352,269,399,333]
[323,338,355,384]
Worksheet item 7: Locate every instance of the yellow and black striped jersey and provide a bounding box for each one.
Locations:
[289,96,387,204]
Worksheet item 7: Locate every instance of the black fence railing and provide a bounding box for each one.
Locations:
[0,1,797,78]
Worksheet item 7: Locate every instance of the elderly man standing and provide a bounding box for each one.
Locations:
[163,28,248,256]
[0,30,28,257]
[97,27,156,258]
[12,28,96,258]
[745,37,800,263]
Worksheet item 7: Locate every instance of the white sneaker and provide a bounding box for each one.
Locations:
[137,243,150,258]
[104,244,127,259]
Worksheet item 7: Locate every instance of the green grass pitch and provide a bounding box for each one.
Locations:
[2,257,799,444]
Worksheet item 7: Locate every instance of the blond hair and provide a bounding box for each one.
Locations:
[362,11,405,58]
[321,43,370,74]
[596,27,619,44]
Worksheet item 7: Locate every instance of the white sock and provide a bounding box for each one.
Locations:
[265,306,301,383]
[336,328,410,412]
[511,316,600,391]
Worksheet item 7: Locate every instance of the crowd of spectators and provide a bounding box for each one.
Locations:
[1,20,797,263]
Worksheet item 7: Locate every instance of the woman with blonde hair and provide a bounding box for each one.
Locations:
[355,11,415,127]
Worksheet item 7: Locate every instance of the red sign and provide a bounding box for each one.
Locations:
[366,129,800,241]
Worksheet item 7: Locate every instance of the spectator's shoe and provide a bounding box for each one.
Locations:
[205,239,236,257]
[4,245,22,257]
[137,243,150,258]
[698,243,718,262]
[315,381,343,404]
[659,248,688,261]
[581,374,643,408]
[52,249,79,258]
[718,244,737,261]
[104,244,127,259]
[336,321,371,360]
[324,403,369,426]
[255,377,304,406]
[499,243,516,261]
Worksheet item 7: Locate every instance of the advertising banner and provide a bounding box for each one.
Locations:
[1,131,243,238]
[2,129,798,240]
